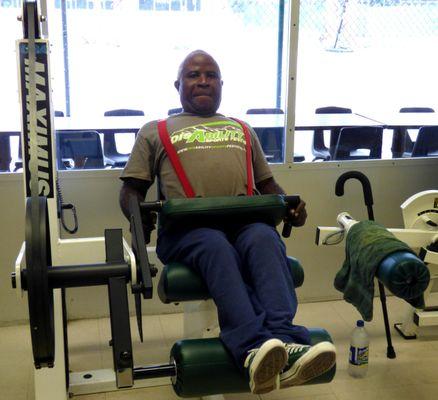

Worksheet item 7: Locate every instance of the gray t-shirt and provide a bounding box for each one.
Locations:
[120,112,273,199]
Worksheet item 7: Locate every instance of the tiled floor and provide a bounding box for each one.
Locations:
[1,297,438,400]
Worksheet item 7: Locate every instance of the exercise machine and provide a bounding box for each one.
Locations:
[12,2,336,399]
[316,175,437,340]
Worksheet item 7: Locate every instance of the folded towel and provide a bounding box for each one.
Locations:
[334,220,423,321]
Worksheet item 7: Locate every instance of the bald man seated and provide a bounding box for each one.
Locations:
[119,50,336,394]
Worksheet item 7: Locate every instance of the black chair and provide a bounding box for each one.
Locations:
[246,108,304,162]
[14,110,65,171]
[0,134,12,172]
[246,108,284,115]
[332,126,383,160]
[312,106,352,161]
[56,130,105,170]
[400,107,435,113]
[411,126,438,157]
[168,107,183,115]
[398,107,435,157]
[103,109,144,167]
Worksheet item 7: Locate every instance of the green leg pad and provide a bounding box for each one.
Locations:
[170,328,336,398]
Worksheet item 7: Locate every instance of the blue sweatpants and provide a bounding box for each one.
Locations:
[156,222,310,369]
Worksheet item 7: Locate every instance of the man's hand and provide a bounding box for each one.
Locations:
[256,177,308,227]
[285,199,307,227]
[141,211,157,244]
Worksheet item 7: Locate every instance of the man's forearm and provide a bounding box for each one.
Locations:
[256,177,285,195]
[119,178,151,221]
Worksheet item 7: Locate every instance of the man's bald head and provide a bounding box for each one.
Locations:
[176,50,221,81]
[174,50,223,115]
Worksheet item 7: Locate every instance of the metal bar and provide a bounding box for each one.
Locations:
[20,263,130,289]
[316,226,438,248]
[284,0,299,163]
[378,281,396,358]
[26,1,39,199]
[40,0,48,38]
[139,201,163,212]
[105,229,125,263]
[108,276,134,388]
[131,197,153,298]
[61,287,70,388]
[276,0,285,109]
[60,0,71,116]
[133,364,176,380]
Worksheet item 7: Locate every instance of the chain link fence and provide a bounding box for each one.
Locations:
[226,0,280,26]
[300,0,438,51]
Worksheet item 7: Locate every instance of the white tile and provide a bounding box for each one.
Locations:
[68,318,104,372]
[4,299,438,400]
[104,384,181,400]
[408,382,438,399]
[261,386,335,400]
[0,325,33,400]
[334,383,438,400]
[265,393,336,400]
[73,393,106,400]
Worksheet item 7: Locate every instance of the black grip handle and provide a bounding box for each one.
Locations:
[282,223,292,238]
[282,195,300,238]
[129,196,153,299]
[140,201,163,212]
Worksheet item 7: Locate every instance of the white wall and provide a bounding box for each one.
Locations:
[1,158,437,325]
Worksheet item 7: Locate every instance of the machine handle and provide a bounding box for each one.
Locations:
[129,196,153,299]
[282,195,301,238]
[140,201,163,212]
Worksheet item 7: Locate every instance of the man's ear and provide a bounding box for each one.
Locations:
[174,80,180,91]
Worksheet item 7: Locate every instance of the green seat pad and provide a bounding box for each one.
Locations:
[158,256,304,304]
[170,328,336,397]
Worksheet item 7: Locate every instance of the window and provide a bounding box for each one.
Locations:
[0,1,290,171]
[57,0,286,118]
[295,0,438,162]
[0,2,24,172]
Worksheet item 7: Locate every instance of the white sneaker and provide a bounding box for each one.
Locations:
[244,338,288,394]
[280,341,336,388]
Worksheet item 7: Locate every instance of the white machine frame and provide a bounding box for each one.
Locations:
[13,1,173,398]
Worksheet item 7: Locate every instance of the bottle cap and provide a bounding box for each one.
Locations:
[357,320,364,327]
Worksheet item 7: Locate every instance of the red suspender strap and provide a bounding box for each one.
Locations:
[157,118,254,198]
[230,118,254,196]
[157,119,196,198]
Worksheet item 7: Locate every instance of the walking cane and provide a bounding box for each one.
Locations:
[335,171,396,359]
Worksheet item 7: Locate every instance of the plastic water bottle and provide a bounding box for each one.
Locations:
[348,320,369,378]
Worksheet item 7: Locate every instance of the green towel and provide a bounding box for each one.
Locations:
[334,220,420,321]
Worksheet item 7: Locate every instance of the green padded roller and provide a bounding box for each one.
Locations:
[170,328,336,398]
[158,256,304,303]
[377,250,430,300]
[159,194,288,232]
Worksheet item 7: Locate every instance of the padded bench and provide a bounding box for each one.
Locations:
[157,258,336,397]
[142,195,337,396]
